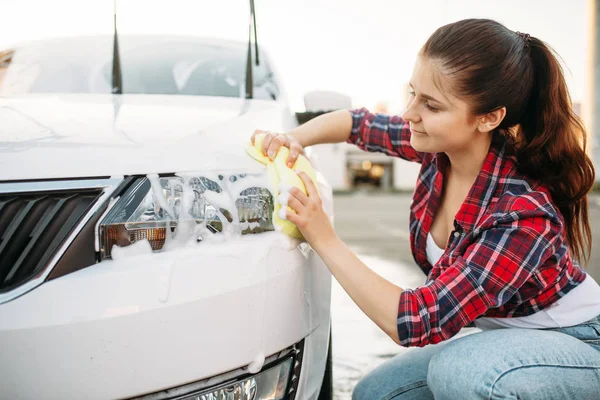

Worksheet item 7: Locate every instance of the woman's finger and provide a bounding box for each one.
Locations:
[267,134,288,160]
[287,186,308,206]
[285,209,302,226]
[261,133,276,157]
[287,144,303,168]
[296,171,319,199]
[251,129,268,145]
[285,193,305,213]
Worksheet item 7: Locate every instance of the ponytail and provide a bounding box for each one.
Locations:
[514,38,595,265]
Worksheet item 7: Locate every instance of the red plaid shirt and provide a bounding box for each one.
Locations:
[347,108,587,347]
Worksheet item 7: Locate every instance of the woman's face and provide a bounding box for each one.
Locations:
[401,56,484,155]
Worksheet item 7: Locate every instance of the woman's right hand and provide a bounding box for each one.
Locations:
[251,130,305,168]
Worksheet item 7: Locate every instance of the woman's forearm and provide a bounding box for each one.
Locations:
[313,236,404,345]
[290,109,353,147]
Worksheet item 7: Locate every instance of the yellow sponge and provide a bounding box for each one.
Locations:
[246,134,319,239]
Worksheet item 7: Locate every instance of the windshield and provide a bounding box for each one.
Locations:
[0,35,279,100]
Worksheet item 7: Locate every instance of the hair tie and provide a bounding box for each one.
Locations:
[516,31,532,49]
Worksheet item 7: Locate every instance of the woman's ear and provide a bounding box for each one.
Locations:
[477,107,506,133]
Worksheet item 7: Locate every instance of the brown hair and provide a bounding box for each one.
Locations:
[421,19,596,265]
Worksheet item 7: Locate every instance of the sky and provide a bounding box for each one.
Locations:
[0,0,590,112]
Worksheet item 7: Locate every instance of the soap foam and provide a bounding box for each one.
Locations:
[111,239,154,260]
[278,191,290,207]
[278,182,293,195]
[115,168,300,257]
[278,207,287,221]
[247,352,265,373]
[148,173,175,218]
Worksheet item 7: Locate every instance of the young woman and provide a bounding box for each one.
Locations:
[252,19,600,399]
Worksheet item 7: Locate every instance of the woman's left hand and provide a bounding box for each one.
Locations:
[285,171,337,249]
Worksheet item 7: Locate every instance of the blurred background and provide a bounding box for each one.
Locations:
[1,1,598,398]
[1,0,596,192]
[0,0,590,112]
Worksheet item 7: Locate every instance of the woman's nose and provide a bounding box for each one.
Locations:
[401,101,420,123]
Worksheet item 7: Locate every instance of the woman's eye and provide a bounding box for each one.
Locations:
[407,90,438,112]
[425,103,438,112]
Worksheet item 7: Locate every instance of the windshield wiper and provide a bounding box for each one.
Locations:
[112,0,123,94]
[244,0,259,99]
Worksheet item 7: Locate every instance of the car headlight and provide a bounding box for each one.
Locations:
[185,357,293,400]
[98,173,274,259]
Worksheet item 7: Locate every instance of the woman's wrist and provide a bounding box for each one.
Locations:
[310,233,343,257]
[289,131,310,148]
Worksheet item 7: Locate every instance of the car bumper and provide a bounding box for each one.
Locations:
[0,232,331,399]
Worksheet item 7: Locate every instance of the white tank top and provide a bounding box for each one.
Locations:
[426,232,600,329]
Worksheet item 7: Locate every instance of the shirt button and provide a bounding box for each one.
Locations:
[454,231,460,238]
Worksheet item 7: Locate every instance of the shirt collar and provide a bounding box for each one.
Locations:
[436,133,508,233]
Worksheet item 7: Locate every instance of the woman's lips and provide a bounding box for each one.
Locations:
[411,128,427,135]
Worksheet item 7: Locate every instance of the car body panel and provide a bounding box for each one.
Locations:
[0,232,332,399]
[0,94,298,181]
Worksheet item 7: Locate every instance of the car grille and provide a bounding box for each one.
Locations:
[0,189,103,292]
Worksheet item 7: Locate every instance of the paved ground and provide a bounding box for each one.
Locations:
[329,192,600,399]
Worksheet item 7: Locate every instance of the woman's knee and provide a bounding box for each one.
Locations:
[351,375,379,400]
[352,370,395,400]
[352,372,431,400]
[426,332,497,399]
[352,346,441,400]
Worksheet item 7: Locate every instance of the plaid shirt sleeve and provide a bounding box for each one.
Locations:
[397,211,562,347]
[346,107,424,163]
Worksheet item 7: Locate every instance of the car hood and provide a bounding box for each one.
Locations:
[0,94,296,181]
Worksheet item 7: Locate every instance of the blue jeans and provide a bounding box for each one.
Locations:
[352,315,600,399]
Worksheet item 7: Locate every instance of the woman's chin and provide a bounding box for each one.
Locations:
[410,135,432,152]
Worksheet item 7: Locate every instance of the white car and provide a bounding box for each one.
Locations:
[0,34,335,400]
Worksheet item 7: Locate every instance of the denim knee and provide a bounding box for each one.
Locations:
[352,374,398,400]
[426,339,490,399]
[353,375,431,400]
[352,376,373,400]
[352,359,433,400]
[352,344,445,399]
